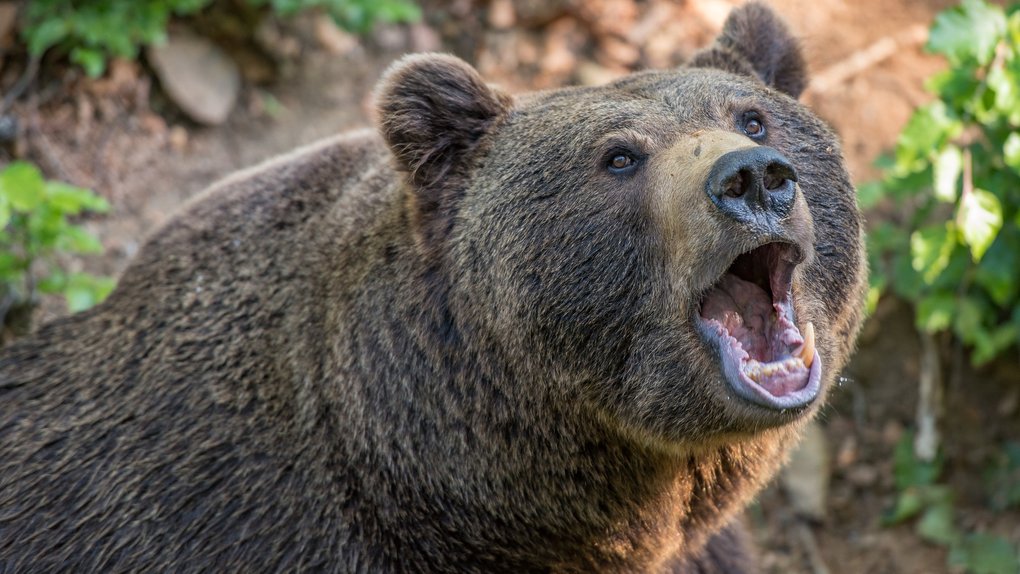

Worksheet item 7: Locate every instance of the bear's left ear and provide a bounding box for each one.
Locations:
[375,54,512,252]
[689,1,807,99]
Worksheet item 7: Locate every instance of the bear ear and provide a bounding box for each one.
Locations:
[375,53,512,192]
[375,54,512,253]
[689,1,807,99]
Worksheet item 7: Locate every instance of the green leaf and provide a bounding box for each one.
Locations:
[1004,132,1020,175]
[927,67,981,110]
[0,198,9,229]
[892,251,924,300]
[26,19,69,55]
[948,533,1020,574]
[953,296,986,344]
[70,47,107,78]
[0,162,46,211]
[894,102,963,174]
[911,223,956,284]
[917,293,956,333]
[932,145,962,202]
[883,487,925,525]
[36,270,66,294]
[986,53,1020,119]
[987,441,1020,511]
[917,495,957,545]
[957,188,1003,261]
[975,231,1019,306]
[972,324,1019,365]
[857,181,885,210]
[56,226,104,254]
[45,182,110,215]
[894,432,942,488]
[927,0,1007,65]
[0,252,23,277]
[64,272,115,313]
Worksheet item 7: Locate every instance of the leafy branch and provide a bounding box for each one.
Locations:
[866,0,1020,366]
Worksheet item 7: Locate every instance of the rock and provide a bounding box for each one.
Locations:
[409,23,442,53]
[488,0,516,29]
[835,435,858,468]
[147,32,241,126]
[781,421,831,521]
[372,24,407,52]
[513,0,571,27]
[314,14,359,56]
[576,62,626,86]
[598,37,640,67]
[846,464,879,488]
[168,126,189,152]
[541,18,580,77]
[881,420,904,446]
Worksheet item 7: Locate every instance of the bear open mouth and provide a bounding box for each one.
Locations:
[697,242,821,410]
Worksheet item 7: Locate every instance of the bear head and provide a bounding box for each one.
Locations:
[375,1,866,451]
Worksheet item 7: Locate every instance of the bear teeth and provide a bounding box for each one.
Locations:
[743,357,805,382]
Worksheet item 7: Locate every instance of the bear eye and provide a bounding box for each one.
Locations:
[607,152,639,175]
[741,112,766,139]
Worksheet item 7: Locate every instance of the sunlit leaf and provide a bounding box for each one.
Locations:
[0,162,46,212]
[932,145,962,202]
[927,0,1007,65]
[957,188,1003,261]
[1004,132,1020,175]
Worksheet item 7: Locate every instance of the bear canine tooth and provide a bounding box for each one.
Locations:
[800,322,815,367]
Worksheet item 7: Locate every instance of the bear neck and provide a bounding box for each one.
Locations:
[325,225,795,570]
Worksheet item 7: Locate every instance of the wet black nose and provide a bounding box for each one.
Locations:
[705,146,798,226]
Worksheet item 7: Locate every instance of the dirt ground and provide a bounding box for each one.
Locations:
[3,0,1019,572]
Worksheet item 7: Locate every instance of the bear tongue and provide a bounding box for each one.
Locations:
[700,273,774,361]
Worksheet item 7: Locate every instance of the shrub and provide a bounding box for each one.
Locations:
[20,0,421,77]
[0,161,114,332]
[865,0,1020,365]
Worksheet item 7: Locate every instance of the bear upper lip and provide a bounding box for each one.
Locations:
[696,241,821,410]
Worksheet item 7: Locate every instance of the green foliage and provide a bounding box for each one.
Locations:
[985,441,1020,511]
[21,0,420,77]
[867,0,1020,365]
[884,433,1020,574]
[22,0,210,77]
[247,0,421,34]
[0,162,114,317]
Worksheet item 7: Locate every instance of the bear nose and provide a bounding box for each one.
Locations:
[705,146,798,226]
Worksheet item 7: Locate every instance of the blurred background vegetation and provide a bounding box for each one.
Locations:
[0,0,1016,572]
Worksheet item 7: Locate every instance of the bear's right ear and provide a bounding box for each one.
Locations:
[689,2,807,99]
[375,52,512,201]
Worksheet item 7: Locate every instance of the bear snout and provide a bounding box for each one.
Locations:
[705,146,798,229]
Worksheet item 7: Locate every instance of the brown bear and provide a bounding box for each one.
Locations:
[0,3,866,572]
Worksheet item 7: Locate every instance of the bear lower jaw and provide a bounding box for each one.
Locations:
[697,242,822,410]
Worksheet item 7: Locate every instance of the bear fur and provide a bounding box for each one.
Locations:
[0,3,866,572]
